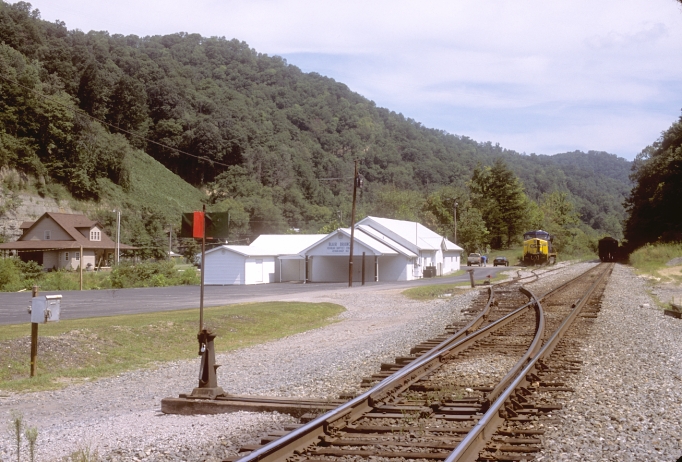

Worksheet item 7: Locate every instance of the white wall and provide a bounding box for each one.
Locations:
[442,251,461,274]
[245,257,275,284]
[204,249,244,285]
[279,259,305,282]
[310,256,349,282]
[377,255,412,281]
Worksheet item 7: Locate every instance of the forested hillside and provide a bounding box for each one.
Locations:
[625,114,682,249]
[0,1,632,257]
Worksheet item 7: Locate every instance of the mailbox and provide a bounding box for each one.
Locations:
[30,295,62,323]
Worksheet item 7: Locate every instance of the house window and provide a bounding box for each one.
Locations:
[65,252,69,261]
[44,230,51,240]
[90,230,101,241]
[76,252,80,261]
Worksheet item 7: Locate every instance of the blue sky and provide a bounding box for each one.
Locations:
[29,0,682,161]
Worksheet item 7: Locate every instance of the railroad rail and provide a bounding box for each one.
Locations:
[229,263,613,461]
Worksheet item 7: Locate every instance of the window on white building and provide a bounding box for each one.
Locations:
[90,230,101,241]
[76,252,80,261]
[44,230,51,240]
[65,252,69,261]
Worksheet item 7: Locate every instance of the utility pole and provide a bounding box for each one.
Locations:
[200,204,206,332]
[114,210,121,265]
[30,285,38,377]
[348,160,361,287]
[453,200,459,244]
[168,224,172,261]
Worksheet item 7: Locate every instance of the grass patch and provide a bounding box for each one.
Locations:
[402,283,471,301]
[0,301,344,393]
[487,246,523,265]
[402,271,509,300]
[629,242,682,281]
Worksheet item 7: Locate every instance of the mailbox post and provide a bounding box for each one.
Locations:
[28,287,62,377]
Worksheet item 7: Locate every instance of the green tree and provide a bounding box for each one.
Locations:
[470,159,528,248]
[457,206,489,254]
[370,185,424,222]
[422,186,469,241]
[539,191,581,253]
[625,114,682,248]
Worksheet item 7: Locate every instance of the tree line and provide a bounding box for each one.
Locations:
[624,113,682,249]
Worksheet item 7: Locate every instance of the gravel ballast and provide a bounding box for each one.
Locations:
[536,264,682,461]
[1,263,680,461]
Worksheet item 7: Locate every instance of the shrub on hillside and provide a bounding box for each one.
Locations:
[629,242,682,271]
[0,258,22,291]
[110,260,197,288]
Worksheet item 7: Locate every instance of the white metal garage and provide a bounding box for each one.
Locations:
[203,246,275,285]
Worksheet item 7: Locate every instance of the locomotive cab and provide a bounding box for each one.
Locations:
[523,230,557,265]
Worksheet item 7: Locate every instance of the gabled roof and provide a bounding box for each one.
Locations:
[250,234,327,255]
[204,245,277,258]
[442,238,462,251]
[355,225,418,257]
[357,216,463,252]
[299,228,400,256]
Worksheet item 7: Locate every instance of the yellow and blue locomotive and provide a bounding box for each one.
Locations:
[523,230,557,265]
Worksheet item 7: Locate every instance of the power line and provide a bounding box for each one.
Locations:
[0,73,232,168]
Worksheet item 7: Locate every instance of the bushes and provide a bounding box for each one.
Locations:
[0,258,22,291]
[629,242,682,273]
[110,261,199,288]
[0,258,199,291]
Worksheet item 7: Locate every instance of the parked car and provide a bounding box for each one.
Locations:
[493,256,509,267]
[467,253,482,266]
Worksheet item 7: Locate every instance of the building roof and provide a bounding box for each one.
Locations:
[357,216,463,252]
[356,224,419,257]
[204,245,277,258]
[299,228,401,256]
[250,234,327,255]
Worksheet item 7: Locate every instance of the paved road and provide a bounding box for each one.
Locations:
[0,266,513,325]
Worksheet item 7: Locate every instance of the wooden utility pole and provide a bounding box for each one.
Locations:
[453,200,459,244]
[30,285,38,377]
[200,204,206,332]
[79,245,83,291]
[348,160,359,287]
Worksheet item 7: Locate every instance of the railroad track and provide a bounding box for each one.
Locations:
[228,263,612,461]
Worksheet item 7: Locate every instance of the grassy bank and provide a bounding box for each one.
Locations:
[402,270,509,301]
[629,242,682,282]
[0,301,345,393]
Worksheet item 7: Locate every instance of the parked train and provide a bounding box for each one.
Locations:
[598,236,619,262]
[523,230,557,265]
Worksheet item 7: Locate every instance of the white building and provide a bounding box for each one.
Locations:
[202,234,325,285]
[202,217,463,285]
[356,216,462,278]
[300,227,418,283]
